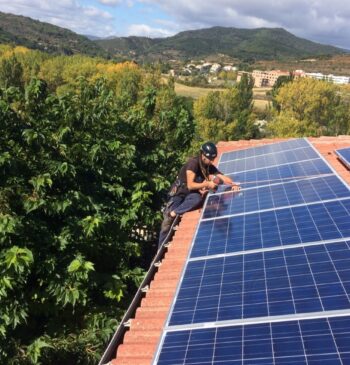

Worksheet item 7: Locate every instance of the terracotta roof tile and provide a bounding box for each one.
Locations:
[108,136,350,365]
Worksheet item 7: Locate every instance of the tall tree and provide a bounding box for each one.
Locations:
[194,75,259,142]
[236,73,254,112]
[268,77,350,137]
[271,73,294,111]
[0,67,194,364]
[0,55,24,90]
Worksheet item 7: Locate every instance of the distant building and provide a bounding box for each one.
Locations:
[305,72,350,84]
[210,63,222,73]
[236,71,251,83]
[200,63,212,73]
[181,68,192,76]
[305,72,325,81]
[223,65,237,72]
[252,70,290,87]
[330,75,350,84]
[293,69,307,78]
[185,64,197,70]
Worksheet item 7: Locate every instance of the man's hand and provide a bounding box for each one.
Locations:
[206,180,218,190]
[231,182,241,192]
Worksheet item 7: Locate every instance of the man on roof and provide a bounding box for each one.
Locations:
[158,141,240,247]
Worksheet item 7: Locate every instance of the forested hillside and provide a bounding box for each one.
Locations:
[0,11,106,56]
[97,26,345,61]
[0,45,349,365]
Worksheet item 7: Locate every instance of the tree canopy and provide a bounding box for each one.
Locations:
[267,77,350,137]
[0,51,194,364]
[194,73,260,142]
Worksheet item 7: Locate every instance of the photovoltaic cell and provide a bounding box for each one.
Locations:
[158,316,350,365]
[335,147,350,169]
[191,199,350,258]
[223,158,332,189]
[219,146,319,174]
[204,175,350,219]
[170,241,350,326]
[220,138,310,163]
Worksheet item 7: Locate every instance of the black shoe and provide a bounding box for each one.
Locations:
[158,213,176,248]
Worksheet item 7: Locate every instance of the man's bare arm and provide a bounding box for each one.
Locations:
[186,170,217,191]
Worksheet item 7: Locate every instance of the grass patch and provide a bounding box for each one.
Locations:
[174,82,225,99]
[175,83,271,111]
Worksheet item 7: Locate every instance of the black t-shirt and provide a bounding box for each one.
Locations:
[176,156,220,196]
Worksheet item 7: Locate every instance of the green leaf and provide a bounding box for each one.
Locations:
[81,215,103,237]
[2,246,33,273]
[29,173,53,192]
[67,259,81,273]
[0,152,11,166]
[23,197,46,213]
[0,214,18,237]
[27,337,54,364]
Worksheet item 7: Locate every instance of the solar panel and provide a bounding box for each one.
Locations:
[220,138,310,163]
[157,316,350,365]
[224,158,332,189]
[153,138,350,365]
[170,241,350,326]
[204,175,350,219]
[192,199,350,258]
[219,146,319,175]
[335,147,350,169]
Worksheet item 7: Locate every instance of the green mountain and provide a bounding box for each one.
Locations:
[96,26,345,61]
[0,12,345,61]
[96,36,157,57]
[0,11,106,57]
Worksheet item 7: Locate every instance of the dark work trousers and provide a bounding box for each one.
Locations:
[158,192,203,247]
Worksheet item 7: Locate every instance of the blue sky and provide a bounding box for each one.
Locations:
[0,0,349,49]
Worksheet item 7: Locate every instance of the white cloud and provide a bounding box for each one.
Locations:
[0,0,116,36]
[137,0,350,49]
[98,0,122,6]
[127,23,173,37]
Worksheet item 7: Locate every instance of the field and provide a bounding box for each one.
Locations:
[174,82,271,110]
[174,82,224,99]
[253,99,270,110]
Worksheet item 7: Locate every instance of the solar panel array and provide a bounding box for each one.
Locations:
[154,138,350,365]
[335,147,350,169]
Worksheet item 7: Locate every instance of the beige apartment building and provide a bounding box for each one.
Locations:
[252,70,290,87]
[236,70,290,87]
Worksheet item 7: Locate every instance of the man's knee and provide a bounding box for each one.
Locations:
[180,193,203,212]
[188,192,203,205]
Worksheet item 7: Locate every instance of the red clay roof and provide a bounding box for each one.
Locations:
[110,136,350,365]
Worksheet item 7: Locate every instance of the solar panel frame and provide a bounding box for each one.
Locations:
[335,147,350,169]
[203,175,350,220]
[219,138,310,163]
[169,241,350,326]
[219,146,319,175]
[191,198,350,258]
[155,315,350,365]
[222,158,333,189]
